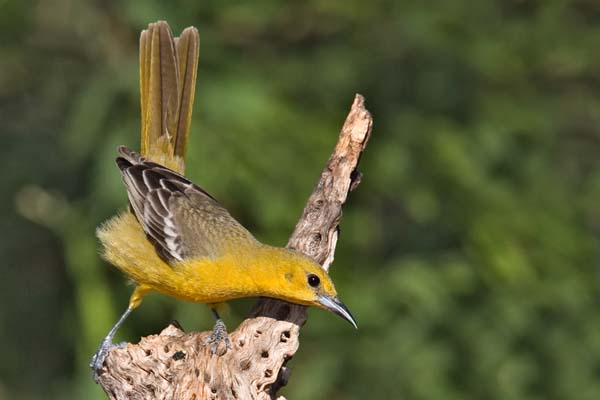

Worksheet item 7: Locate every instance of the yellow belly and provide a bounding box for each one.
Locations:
[96,212,259,303]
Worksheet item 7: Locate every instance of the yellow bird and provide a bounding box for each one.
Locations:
[90,22,356,381]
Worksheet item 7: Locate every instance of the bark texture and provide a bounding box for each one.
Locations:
[97,94,373,399]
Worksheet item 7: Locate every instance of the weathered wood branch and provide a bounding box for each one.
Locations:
[97,94,373,400]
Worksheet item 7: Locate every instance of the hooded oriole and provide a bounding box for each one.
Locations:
[90,21,356,381]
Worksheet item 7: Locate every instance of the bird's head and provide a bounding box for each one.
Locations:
[260,247,357,329]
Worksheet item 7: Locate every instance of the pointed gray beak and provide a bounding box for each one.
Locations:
[318,295,358,329]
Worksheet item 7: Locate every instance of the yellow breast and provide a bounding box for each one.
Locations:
[96,212,260,303]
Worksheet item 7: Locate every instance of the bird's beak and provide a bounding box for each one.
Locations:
[318,295,358,329]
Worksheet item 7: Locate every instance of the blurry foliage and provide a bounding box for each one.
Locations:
[1,0,600,399]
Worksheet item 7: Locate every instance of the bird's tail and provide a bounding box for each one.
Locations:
[139,21,199,174]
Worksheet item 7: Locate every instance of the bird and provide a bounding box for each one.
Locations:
[90,21,356,382]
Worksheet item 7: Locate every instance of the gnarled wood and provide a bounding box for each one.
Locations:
[97,94,373,399]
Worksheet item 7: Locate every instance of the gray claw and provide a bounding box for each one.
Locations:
[90,340,126,382]
[204,319,231,354]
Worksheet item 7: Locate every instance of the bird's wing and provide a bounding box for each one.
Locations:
[116,146,256,264]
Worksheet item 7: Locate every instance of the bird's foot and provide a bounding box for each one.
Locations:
[90,339,127,383]
[204,318,232,355]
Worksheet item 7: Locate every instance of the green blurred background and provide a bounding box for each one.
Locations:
[2,0,600,399]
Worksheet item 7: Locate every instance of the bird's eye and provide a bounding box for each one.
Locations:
[307,274,320,287]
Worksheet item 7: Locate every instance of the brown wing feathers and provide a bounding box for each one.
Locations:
[117,146,192,263]
[116,146,256,265]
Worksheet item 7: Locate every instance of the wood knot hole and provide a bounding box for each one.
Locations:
[240,359,251,370]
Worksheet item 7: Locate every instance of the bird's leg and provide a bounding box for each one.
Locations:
[90,285,149,382]
[204,307,232,354]
[89,306,133,382]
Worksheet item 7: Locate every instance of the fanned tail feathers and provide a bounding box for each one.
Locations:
[139,21,199,174]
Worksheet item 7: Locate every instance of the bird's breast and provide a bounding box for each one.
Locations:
[98,211,262,304]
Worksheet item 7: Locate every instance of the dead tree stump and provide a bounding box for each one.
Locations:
[96,94,373,399]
